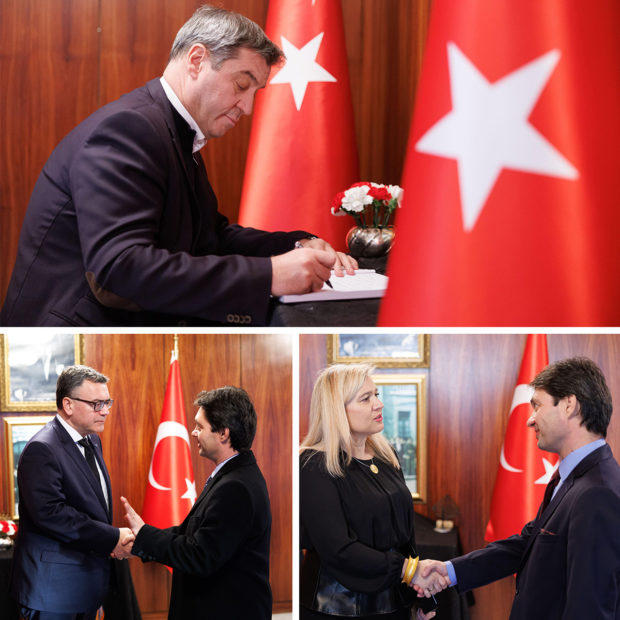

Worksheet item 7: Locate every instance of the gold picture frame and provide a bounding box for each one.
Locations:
[373,373,428,502]
[3,415,54,519]
[327,334,430,367]
[0,333,84,412]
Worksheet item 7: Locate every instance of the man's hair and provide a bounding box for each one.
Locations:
[530,357,613,437]
[56,365,109,410]
[169,4,283,68]
[194,386,257,452]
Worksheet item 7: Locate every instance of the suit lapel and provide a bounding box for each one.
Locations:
[52,419,111,520]
[184,452,255,520]
[520,444,609,565]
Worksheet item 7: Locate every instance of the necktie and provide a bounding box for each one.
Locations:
[541,469,561,512]
[202,476,213,492]
[78,437,100,481]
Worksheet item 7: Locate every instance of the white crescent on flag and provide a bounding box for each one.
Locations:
[148,421,191,491]
[499,383,534,473]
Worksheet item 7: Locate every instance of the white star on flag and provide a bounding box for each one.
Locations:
[270,32,336,110]
[180,477,197,503]
[416,43,579,232]
[534,457,559,485]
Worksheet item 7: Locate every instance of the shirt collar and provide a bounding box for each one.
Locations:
[56,413,87,443]
[209,452,240,480]
[160,76,206,153]
[558,438,606,482]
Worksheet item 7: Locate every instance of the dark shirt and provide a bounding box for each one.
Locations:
[300,449,415,593]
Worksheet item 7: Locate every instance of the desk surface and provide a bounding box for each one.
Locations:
[269,297,381,327]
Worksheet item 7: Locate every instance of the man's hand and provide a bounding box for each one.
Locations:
[411,559,451,598]
[297,237,358,275]
[121,495,145,537]
[271,248,336,296]
[110,526,135,559]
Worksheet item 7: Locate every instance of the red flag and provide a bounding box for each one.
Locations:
[380,0,620,326]
[238,0,359,251]
[485,334,558,541]
[142,352,196,534]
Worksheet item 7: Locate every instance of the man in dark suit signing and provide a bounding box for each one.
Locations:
[9,365,134,620]
[417,356,620,619]
[121,385,272,619]
[1,4,356,327]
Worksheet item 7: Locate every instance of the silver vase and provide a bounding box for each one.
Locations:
[346,226,395,258]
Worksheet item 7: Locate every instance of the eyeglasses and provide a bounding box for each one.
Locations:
[68,396,114,412]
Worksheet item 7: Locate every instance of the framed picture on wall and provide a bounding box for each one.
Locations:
[373,373,428,501]
[327,334,430,367]
[0,333,84,412]
[3,415,54,519]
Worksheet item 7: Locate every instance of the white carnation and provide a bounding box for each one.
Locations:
[342,185,373,213]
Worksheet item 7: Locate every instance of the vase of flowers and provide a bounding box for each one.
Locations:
[331,182,403,259]
[0,518,17,548]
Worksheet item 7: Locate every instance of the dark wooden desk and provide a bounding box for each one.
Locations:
[414,513,473,620]
[0,547,19,620]
[269,297,381,326]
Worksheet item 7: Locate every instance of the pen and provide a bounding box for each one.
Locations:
[325,279,333,289]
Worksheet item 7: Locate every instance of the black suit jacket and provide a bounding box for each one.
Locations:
[452,444,620,619]
[1,78,309,327]
[9,417,119,613]
[132,450,272,620]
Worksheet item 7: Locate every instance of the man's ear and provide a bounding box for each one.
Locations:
[187,43,209,78]
[565,394,580,419]
[219,427,231,445]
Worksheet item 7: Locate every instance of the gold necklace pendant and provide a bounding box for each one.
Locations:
[370,463,379,474]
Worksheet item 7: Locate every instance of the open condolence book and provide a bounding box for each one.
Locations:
[277,269,388,303]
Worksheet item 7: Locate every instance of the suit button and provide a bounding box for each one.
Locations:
[226,314,234,323]
[242,315,251,324]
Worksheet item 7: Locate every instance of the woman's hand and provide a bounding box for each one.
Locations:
[416,608,436,620]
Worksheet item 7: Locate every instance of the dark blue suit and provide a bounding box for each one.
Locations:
[1,78,309,327]
[9,417,119,614]
[452,444,620,619]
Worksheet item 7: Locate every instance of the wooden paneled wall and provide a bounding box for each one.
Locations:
[299,333,620,620]
[0,333,293,617]
[0,0,430,304]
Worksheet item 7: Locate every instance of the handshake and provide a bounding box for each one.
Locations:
[405,559,451,598]
[109,496,146,560]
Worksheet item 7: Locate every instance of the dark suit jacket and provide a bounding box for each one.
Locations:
[132,450,272,620]
[9,417,119,613]
[452,444,620,619]
[1,78,309,327]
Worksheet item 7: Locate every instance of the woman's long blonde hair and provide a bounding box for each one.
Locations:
[300,363,399,477]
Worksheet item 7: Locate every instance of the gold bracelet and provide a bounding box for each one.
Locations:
[401,556,413,584]
[403,555,419,585]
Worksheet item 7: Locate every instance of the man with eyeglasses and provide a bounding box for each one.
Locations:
[9,365,134,620]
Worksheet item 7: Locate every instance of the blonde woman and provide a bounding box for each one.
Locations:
[300,364,445,620]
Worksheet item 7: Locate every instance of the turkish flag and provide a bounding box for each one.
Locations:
[379,1,620,326]
[485,334,558,541]
[238,0,358,251]
[142,353,196,538]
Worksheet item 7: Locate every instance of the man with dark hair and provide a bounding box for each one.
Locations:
[121,385,271,619]
[418,356,620,619]
[2,4,356,327]
[10,365,134,620]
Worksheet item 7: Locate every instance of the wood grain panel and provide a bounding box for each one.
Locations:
[299,333,620,620]
[0,0,99,300]
[84,333,172,611]
[241,334,293,610]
